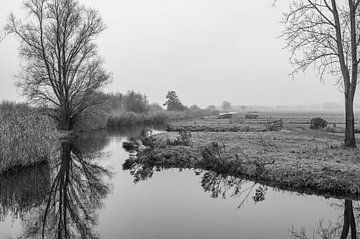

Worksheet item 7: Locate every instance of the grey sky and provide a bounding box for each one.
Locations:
[0,0,346,108]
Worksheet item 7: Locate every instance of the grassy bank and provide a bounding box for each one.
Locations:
[0,102,57,173]
[107,109,219,127]
[123,129,360,199]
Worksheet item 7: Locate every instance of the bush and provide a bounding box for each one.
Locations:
[0,101,57,172]
[167,130,192,146]
[310,117,327,129]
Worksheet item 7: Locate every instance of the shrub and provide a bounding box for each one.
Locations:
[310,117,327,129]
[0,101,57,172]
[167,130,192,146]
[200,142,230,173]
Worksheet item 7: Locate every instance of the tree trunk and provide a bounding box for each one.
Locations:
[340,200,352,239]
[345,94,356,147]
[349,200,357,239]
[59,107,72,131]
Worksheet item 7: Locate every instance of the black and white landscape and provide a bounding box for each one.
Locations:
[1,1,360,238]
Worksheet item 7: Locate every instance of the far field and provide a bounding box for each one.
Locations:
[168,110,360,139]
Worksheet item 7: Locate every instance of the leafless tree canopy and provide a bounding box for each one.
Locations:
[283,1,359,81]
[282,0,360,147]
[5,0,111,130]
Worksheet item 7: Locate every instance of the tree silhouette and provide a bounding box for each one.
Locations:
[282,0,360,147]
[21,140,111,239]
[163,91,186,111]
[5,0,111,130]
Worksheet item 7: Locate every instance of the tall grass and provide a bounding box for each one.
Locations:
[0,101,57,172]
[107,109,219,127]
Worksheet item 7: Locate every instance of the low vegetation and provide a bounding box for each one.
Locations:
[102,90,219,128]
[0,102,57,173]
[166,117,281,132]
[107,109,219,127]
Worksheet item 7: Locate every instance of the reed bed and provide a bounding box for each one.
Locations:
[0,102,57,172]
[107,109,219,127]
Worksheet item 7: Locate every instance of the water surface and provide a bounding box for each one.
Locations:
[0,126,357,239]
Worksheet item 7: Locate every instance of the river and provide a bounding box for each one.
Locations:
[0,126,356,239]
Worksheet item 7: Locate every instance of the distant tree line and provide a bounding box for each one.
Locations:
[104,90,216,114]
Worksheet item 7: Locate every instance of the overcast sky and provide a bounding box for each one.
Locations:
[0,0,347,108]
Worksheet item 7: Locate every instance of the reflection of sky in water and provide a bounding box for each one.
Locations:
[0,219,22,238]
[0,126,356,239]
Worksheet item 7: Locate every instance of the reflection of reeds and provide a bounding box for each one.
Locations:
[0,102,57,172]
[0,162,50,220]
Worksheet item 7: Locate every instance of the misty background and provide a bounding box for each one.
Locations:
[0,0,353,111]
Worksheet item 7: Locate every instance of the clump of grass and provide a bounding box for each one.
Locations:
[200,142,231,173]
[0,101,57,172]
[167,130,192,146]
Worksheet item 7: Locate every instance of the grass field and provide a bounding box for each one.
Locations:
[124,110,360,199]
[166,111,356,135]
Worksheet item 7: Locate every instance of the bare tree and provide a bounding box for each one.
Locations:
[282,0,360,147]
[5,0,111,130]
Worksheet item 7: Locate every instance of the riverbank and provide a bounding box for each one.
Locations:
[124,127,360,199]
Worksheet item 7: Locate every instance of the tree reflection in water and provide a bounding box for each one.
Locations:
[201,171,267,208]
[124,160,267,208]
[21,139,111,239]
[124,159,360,239]
[290,199,358,239]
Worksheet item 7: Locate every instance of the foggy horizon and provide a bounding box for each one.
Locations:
[0,0,352,108]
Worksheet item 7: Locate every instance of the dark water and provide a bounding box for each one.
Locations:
[0,126,358,239]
